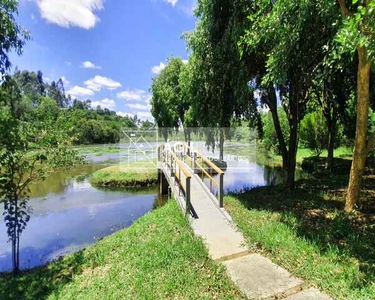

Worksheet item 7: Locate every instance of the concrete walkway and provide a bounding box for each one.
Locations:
[160,160,332,300]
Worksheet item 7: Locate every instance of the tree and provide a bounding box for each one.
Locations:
[336,0,375,211]
[313,54,357,170]
[240,0,339,188]
[300,111,328,157]
[185,0,259,159]
[47,79,69,108]
[0,78,82,273]
[13,70,45,105]
[0,0,30,74]
[261,108,289,155]
[150,57,186,141]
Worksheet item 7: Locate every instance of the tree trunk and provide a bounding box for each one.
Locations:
[285,81,302,190]
[326,107,337,172]
[219,128,224,161]
[346,47,371,211]
[287,115,298,189]
[267,86,289,183]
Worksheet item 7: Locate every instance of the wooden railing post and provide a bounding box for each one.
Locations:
[192,151,196,172]
[219,173,224,208]
[169,152,173,177]
[186,176,191,215]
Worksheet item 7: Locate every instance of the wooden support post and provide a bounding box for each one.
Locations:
[192,152,196,173]
[186,176,191,215]
[219,173,224,208]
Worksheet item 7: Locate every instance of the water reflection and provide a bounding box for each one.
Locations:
[0,164,162,272]
[192,142,301,193]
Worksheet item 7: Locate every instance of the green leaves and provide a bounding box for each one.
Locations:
[335,0,375,62]
[150,57,187,139]
[0,78,84,271]
[0,0,30,75]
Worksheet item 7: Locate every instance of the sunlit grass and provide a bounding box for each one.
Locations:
[0,201,244,300]
[90,160,158,188]
[225,182,375,300]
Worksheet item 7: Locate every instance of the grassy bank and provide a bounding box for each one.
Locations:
[225,172,375,299]
[0,201,244,300]
[90,160,158,188]
[74,145,122,156]
[256,144,353,168]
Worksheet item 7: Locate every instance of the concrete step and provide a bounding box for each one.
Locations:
[223,254,304,299]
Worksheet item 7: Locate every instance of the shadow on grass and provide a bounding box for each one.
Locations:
[0,250,87,300]
[231,168,375,290]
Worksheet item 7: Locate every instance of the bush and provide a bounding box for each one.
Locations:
[261,108,289,154]
[300,111,328,157]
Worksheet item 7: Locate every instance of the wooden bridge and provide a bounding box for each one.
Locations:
[157,142,248,260]
[157,143,333,299]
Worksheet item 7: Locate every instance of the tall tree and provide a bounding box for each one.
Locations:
[313,53,357,171]
[150,57,187,141]
[0,78,82,273]
[0,0,30,74]
[13,70,46,104]
[336,0,375,211]
[185,0,259,159]
[47,78,69,108]
[241,0,339,188]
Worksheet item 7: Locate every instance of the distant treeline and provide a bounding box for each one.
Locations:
[5,70,154,145]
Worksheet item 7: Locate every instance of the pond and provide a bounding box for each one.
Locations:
[0,151,164,272]
[0,142,297,272]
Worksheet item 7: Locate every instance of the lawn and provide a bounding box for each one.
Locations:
[74,145,122,156]
[90,160,158,188]
[0,200,244,300]
[256,145,353,168]
[225,169,375,299]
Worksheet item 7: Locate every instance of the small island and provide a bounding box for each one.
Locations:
[91,160,158,188]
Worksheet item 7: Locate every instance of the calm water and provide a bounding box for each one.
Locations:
[0,142,294,272]
[0,152,162,272]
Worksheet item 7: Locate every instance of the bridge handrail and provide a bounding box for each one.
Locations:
[173,143,224,175]
[173,142,224,208]
[168,149,191,179]
[159,145,191,214]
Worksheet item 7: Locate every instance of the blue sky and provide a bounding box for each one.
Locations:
[11,0,196,120]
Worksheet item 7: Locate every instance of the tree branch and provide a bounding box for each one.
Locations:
[338,0,353,17]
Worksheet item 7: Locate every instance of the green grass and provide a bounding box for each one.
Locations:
[0,201,244,300]
[225,179,375,300]
[90,160,158,188]
[256,145,353,168]
[73,145,122,156]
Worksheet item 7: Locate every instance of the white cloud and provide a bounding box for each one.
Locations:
[67,85,94,98]
[36,0,104,29]
[81,61,102,69]
[182,59,188,64]
[91,98,115,110]
[61,76,70,85]
[137,111,153,120]
[65,61,72,66]
[164,0,178,6]
[84,75,121,91]
[151,62,166,74]
[179,0,195,16]
[127,103,151,110]
[117,111,134,118]
[117,89,146,101]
